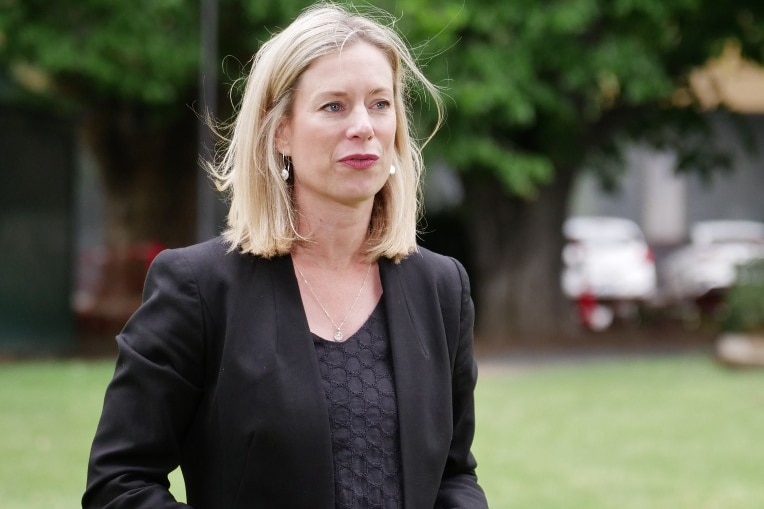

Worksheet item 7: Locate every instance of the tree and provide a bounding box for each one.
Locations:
[0,0,311,247]
[1,1,200,247]
[389,0,764,343]
[0,0,306,333]
[2,1,763,344]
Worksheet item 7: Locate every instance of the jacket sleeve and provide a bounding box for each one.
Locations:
[82,249,204,509]
[435,258,489,508]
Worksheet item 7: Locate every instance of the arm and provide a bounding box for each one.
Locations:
[436,258,489,508]
[83,249,205,509]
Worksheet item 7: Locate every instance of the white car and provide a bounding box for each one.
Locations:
[562,216,658,302]
[662,220,764,303]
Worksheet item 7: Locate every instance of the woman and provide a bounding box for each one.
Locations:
[83,3,488,508]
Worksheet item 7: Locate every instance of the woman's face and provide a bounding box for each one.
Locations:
[277,41,397,212]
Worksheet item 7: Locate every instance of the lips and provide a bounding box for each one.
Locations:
[339,154,379,170]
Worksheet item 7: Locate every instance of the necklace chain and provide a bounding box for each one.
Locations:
[294,261,373,342]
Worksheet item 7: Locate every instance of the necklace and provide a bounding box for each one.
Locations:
[294,261,373,342]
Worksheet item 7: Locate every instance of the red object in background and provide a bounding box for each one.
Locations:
[577,287,597,329]
[74,241,166,338]
[127,241,165,272]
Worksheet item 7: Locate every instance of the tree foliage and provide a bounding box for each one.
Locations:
[392,0,764,191]
[385,0,764,341]
[0,0,316,107]
[0,0,198,105]
[2,0,763,342]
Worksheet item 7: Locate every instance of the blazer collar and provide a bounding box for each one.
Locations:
[380,257,436,508]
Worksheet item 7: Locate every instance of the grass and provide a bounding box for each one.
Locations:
[0,360,114,509]
[0,354,762,508]
[474,355,764,509]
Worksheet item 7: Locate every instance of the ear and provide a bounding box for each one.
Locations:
[275,118,291,156]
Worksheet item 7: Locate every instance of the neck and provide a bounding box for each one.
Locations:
[294,203,373,269]
[292,239,367,270]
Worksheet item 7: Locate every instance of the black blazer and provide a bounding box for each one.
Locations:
[83,238,488,508]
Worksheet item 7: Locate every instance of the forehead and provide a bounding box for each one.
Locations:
[297,42,394,93]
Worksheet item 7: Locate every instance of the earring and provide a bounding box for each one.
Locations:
[389,165,396,175]
[281,156,291,181]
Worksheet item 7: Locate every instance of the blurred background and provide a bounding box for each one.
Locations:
[3,0,764,360]
[2,2,764,508]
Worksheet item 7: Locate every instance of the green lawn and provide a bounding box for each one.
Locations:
[0,354,762,508]
[474,355,764,509]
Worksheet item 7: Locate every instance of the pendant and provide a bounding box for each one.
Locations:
[333,329,343,341]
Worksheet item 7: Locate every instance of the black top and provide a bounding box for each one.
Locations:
[314,301,403,509]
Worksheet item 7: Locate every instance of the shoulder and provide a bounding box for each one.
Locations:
[153,237,253,273]
[155,237,232,266]
[149,237,274,292]
[144,238,290,323]
[398,246,468,281]
[391,246,470,295]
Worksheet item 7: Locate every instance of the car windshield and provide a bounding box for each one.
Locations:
[565,218,642,245]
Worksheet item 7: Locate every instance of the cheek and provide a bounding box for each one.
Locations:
[291,125,328,156]
[379,118,397,147]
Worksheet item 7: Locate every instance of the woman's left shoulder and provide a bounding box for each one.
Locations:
[397,246,469,286]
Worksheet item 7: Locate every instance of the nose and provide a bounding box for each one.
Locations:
[346,106,374,139]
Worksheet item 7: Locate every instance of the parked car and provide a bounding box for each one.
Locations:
[662,220,764,309]
[561,216,657,329]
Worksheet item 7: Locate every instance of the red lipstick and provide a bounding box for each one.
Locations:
[339,154,379,170]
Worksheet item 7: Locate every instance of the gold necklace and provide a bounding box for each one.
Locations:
[294,261,373,342]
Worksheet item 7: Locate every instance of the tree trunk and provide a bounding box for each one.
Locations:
[75,104,199,342]
[464,166,579,345]
[81,105,198,248]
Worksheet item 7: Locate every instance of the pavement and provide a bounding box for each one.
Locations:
[474,324,718,374]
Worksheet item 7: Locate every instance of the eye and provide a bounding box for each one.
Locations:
[372,100,391,110]
[322,102,342,113]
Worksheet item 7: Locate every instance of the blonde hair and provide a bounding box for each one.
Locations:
[209,2,444,261]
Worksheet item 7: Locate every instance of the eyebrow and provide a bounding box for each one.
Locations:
[313,87,394,100]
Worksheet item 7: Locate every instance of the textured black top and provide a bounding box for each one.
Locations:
[313,301,403,509]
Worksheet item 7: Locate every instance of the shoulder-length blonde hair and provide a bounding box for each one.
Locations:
[209,2,443,262]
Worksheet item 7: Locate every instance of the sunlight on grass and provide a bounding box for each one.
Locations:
[0,354,762,508]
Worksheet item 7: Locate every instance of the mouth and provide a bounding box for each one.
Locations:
[339,154,379,170]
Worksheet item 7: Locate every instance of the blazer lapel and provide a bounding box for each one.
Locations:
[227,255,336,508]
[381,258,452,508]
